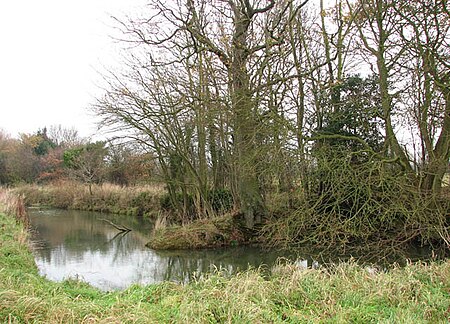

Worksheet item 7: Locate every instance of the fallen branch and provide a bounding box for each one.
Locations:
[109,231,129,242]
[99,218,132,232]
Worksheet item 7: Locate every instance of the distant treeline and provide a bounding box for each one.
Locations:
[0,125,156,186]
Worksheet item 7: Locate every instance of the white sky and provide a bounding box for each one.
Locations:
[0,0,338,140]
[0,0,146,139]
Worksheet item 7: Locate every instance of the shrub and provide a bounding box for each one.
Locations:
[261,150,450,251]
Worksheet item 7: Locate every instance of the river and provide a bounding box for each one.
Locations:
[28,208,302,290]
[28,208,437,291]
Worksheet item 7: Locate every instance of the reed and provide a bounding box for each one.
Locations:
[13,181,165,218]
[0,188,29,227]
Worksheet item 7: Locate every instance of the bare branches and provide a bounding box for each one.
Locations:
[92,0,450,241]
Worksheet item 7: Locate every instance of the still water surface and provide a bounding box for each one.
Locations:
[28,208,437,291]
[29,208,301,291]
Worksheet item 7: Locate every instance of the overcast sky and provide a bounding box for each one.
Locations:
[0,1,338,140]
[0,0,147,139]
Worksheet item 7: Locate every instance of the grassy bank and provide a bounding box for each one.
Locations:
[1,196,449,322]
[147,214,248,249]
[13,181,165,218]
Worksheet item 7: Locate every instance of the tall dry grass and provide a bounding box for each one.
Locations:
[0,188,29,227]
[13,181,166,218]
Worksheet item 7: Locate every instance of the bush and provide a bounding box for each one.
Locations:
[159,188,233,221]
[261,150,450,251]
[130,191,160,216]
[160,192,194,213]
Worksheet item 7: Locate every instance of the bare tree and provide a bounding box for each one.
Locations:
[96,0,313,228]
[350,0,413,172]
[394,0,450,193]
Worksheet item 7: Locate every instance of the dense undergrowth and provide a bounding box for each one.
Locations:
[261,154,450,253]
[0,199,449,322]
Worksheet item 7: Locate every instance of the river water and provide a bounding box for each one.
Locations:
[28,208,437,291]
[28,208,302,290]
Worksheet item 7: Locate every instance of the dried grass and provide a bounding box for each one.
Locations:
[12,181,165,218]
[1,206,449,323]
[0,188,29,227]
[147,214,245,249]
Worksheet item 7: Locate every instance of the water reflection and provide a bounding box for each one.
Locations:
[28,208,439,291]
[28,209,298,290]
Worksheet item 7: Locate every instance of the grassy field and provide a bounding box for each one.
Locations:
[0,205,449,323]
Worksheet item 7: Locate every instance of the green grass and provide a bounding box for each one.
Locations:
[0,210,449,323]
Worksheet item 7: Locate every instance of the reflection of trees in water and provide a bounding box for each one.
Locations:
[108,232,142,264]
[29,209,149,266]
[106,213,154,234]
[32,209,420,289]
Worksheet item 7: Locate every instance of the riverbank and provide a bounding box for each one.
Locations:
[13,181,165,217]
[12,182,450,252]
[1,198,449,322]
[147,213,249,249]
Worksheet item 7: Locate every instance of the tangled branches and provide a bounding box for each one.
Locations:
[261,149,450,255]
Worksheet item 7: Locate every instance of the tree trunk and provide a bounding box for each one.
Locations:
[230,9,265,229]
[421,91,450,193]
[373,2,414,174]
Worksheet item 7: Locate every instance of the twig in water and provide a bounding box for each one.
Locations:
[99,218,132,232]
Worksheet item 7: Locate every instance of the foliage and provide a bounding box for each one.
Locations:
[1,126,157,187]
[160,192,195,217]
[31,128,57,156]
[317,74,385,152]
[209,189,233,213]
[0,126,85,185]
[63,142,108,189]
[104,145,156,186]
[160,188,233,218]
[130,191,160,216]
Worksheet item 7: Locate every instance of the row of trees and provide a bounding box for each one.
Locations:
[94,0,449,229]
[0,126,155,186]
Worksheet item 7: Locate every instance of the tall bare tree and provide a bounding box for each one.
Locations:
[394,0,450,193]
[350,0,413,172]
